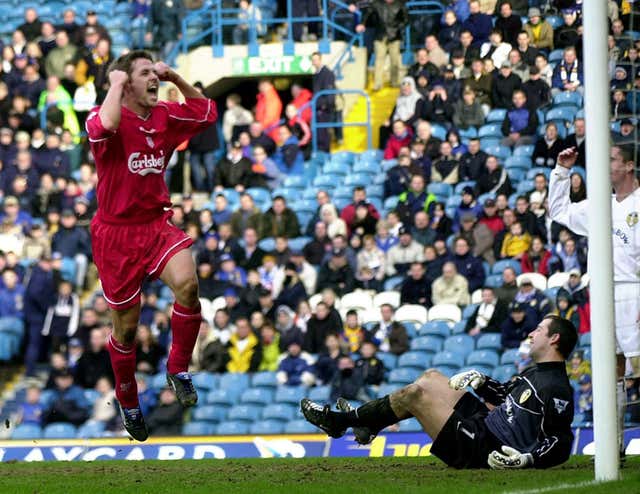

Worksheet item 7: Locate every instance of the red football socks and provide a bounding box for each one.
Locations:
[107,334,139,409]
[167,301,202,374]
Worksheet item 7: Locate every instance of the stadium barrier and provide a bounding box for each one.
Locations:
[1,427,638,462]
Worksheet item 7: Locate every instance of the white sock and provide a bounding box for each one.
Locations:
[616,379,626,454]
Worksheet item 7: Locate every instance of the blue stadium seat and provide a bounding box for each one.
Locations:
[443,335,475,357]
[288,236,312,251]
[83,389,100,405]
[282,175,308,188]
[307,386,331,403]
[192,372,218,391]
[572,413,587,427]
[410,336,443,353]
[246,187,272,204]
[553,91,583,108]
[419,320,451,338]
[388,367,422,384]
[383,196,398,211]
[507,168,525,183]
[484,274,503,288]
[432,351,465,368]
[476,333,502,351]
[492,259,522,275]
[458,364,495,376]
[216,421,250,435]
[493,364,517,383]
[314,174,342,187]
[376,383,400,398]
[544,287,560,303]
[250,420,285,435]
[546,107,577,124]
[11,424,41,439]
[76,421,106,439]
[427,182,453,198]
[452,321,467,334]
[275,385,307,404]
[459,127,478,139]
[323,161,350,175]
[272,187,299,203]
[486,108,507,123]
[526,167,551,180]
[353,160,380,175]
[192,405,228,423]
[431,124,447,141]
[504,155,532,171]
[376,352,398,371]
[579,333,591,347]
[262,403,296,422]
[227,404,263,422]
[467,350,500,368]
[366,184,384,199]
[344,173,372,187]
[219,373,250,391]
[433,365,459,377]
[183,421,216,436]
[43,423,77,439]
[251,371,278,388]
[513,144,534,157]
[285,419,318,433]
[548,48,564,63]
[500,348,520,365]
[571,166,586,181]
[397,351,432,370]
[461,304,479,320]
[207,388,241,406]
[240,388,274,406]
[479,123,503,139]
[483,145,511,160]
[398,417,423,432]
[454,181,476,194]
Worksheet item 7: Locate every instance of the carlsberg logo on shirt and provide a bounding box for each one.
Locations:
[128,151,165,176]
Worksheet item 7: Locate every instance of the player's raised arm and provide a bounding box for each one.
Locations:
[154,61,204,100]
[99,70,129,131]
[548,147,589,236]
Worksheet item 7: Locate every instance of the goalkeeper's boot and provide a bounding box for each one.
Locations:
[336,397,378,445]
[167,371,198,407]
[120,405,149,442]
[300,398,346,438]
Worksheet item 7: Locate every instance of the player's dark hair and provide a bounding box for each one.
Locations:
[617,143,636,164]
[108,50,154,76]
[544,314,578,359]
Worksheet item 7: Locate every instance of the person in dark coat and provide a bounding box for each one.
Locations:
[24,256,58,376]
[316,249,356,297]
[492,62,522,109]
[146,387,183,436]
[462,0,493,46]
[533,122,565,168]
[314,332,344,385]
[74,328,114,389]
[501,89,538,147]
[41,280,79,353]
[260,196,300,239]
[465,287,510,335]
[146,0,184,60]
[450,236,485,292]
[400,261,432,306]
[500,301,538,348]
[521,66,550,111]
[275,263,308,311]
[475,155,513,197]
[329,355,368,402]
[563,118,585,168]
[494,1,522,46]
[311,52,337,152]
[188,82,220,191]
[43,368,90,426]
[18,8,42,42]
[213,142,252,190]
[355,341,386,386]
[304,302,342,354]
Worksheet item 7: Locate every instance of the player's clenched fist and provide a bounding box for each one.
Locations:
[154,62,176,82]
[557,146,577,169]
[488,446,533,469]
[448,369,486,390]
[109,69,129,87]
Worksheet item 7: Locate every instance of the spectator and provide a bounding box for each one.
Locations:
[521,236,552,276]
[226,317,261,373]
[481,29,512,69]
[551,46,583,97]
[356,0,408,91]
[554,8,581,51]
[422,84,454,126]
[451,236,486,292]
[414,120,444,160]
[273,125,304,176]
[432,261,470,305]
[320,203,347,239]
[304,302,340,354]
[495,266,518,303]
[276,304,304,351]
[500,220,531,259]
[146,387,183,436]
[576,374,593,423]
[249,144,282,189]
[428,202,454,241]
[612,118,636,145]
[465,286,509,336]
[41,279,79,353]
[255,79,283,142]
[569,172,586,202]
[507,48,529,83]
[522,66,550,111]
[18,8,43,42]
[38,76,80,138]
[356,340,386,386]
[213,143,252,191]
[356,234,386,291]
[277,338,315,386]
[396,174,437,225]
[425,34,449,69]
[310,52,336,152]
[459,30,481,67]
[17,386,43,426]
[475,155,513,197]
[494,2,521,46]
[339,309,366,354]
[459,137,488,181]
[384,120,413,159]
[303,221,331,266]
[329,354,368,402]
[386,226,425,277]
[459,213,495,265]
[407,48,441,82]
[215,254,247,289]
[384,153,420,199]
[222,94,253,144]
[453,187,483,231]
[275,262,307,310]
[285,104,311,153]
[341,187,380,233]
[501,89,538,146]
[49,209,87,290]
[74,328,113,389]
[478,197,504,235]
[369,304,410,355]
[400,261,432,306]
[233,0,264,44]
[146,0,183,60]
[463,0,493,47]
[500,301,537,349]
[439,10,463,54]
[515,30,539,66]
[43,368,89,425]
[190,321,228,373]
[317,248,356,296]
[552,288,580,329]
[554,237,586,274]
[0,269,25,324]
[255,322,279,372]
[229,194,262,239]
[533,123,565,168]
[514,275,550,320]
[523,8,554,51]
[411,210,436,246]
[44,31,77,80]
[261,196,300,239]
[135,324,164,375]
[453,88,486,129]
[90,377,117,425]
[492,61,522,109]
[464,58,493,113]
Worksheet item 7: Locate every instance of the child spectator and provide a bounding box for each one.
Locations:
[226,317,261,373]
[576,374,593,423]
[500,221,531,259]
[17,386,44,426]
[258,323,281,372]
[340,310,366,354]
[566,349,591,383]
[90,376,117,424]
[356,341,385,386]
[329,355,369,402]
[276,338,315,386]
[552,289,580,331]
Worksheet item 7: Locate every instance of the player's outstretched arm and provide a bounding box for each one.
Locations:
[548,146,589,236]
[99,70,128,131]
[155,62,204,100]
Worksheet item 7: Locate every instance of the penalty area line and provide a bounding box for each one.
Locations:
[502,480,601,494]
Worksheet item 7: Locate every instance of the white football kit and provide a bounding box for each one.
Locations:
[549,165,640,357]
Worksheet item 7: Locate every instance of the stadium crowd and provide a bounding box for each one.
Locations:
[1,0,640,438]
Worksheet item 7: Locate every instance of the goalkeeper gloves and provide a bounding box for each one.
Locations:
[487,446,533,470]
[448,369,486,391]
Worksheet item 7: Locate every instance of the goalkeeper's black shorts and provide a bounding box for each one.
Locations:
[430,392,502,469]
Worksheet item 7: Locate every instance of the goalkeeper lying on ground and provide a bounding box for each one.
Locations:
[301,315,577,469]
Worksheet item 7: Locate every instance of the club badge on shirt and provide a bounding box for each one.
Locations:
[553,398,569,414]
[519,389,531,404]
[626,211,639,227]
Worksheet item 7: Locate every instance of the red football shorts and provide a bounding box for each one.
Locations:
[91,212,193,310]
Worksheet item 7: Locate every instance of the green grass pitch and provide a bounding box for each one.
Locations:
[1,456,638,494]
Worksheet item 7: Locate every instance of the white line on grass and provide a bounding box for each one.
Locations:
[502,480,601,494]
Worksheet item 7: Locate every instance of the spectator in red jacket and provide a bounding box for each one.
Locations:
[255,79,283,141]
[477,197,504,235]
[383,120,413,159]
[340,186,381,235]
[290,83,312,123]
[520,235,552,276]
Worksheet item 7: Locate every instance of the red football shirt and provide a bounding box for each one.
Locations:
[86,97,217,224]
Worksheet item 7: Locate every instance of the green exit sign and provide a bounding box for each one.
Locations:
[231,55,314,76]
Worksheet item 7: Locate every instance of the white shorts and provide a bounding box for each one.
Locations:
[614,283,640,357]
